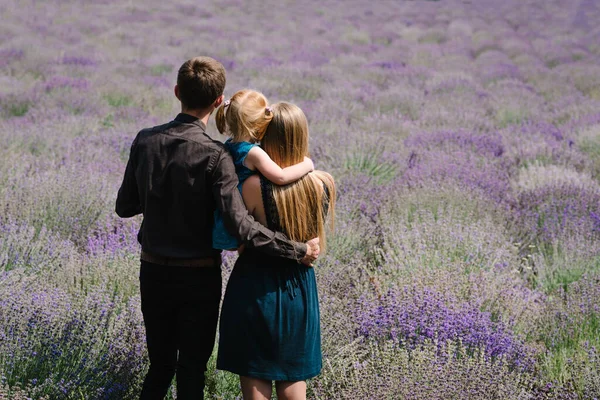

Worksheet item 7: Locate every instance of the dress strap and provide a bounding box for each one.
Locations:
[260,175,302,299]
[259,175,281,231]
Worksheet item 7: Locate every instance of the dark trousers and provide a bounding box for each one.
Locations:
[139,261,222,400]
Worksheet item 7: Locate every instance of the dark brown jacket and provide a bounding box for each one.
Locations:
[116,113,306,261]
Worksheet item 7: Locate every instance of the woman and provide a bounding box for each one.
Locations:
[217,102,336,400]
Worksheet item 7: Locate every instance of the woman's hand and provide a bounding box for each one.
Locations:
[300,237,320,267]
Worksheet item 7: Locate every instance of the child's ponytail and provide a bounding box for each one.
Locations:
[255,106,274,141]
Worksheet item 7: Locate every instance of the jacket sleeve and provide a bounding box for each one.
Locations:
[210,147,307,261]
[115,135,142,218]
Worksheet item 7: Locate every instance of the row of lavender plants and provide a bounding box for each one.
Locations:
[1,0,600,398]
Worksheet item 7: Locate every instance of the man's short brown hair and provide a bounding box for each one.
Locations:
[177,57,226,110]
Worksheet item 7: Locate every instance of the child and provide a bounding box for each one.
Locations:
[212,89,314,250]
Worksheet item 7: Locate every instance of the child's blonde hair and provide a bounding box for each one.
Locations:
[215,89,273,142]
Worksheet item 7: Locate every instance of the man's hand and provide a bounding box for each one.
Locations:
[300,237,320,267]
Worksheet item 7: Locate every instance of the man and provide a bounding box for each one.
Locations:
[115,56,319,399]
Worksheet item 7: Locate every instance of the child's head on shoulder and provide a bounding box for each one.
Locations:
[216,89,273,143]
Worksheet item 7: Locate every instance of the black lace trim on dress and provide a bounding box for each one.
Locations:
[259,175,281,231]
[260,175,305,300]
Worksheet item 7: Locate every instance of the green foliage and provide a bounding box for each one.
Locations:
[496,107,528,127]
[344,149,397,184]
[546,59,561,69]
[473,45,501,59]
[578,135,600,178]
[105,93,133,108]
[529,242,600,293]
[101,114,114,128]
[149,64,173,76]
[579,136,600,159]
[536,273,600,396]
[6,101,30,117]
[418,30,446,44]
[204,346,243,399]
[313,339,535,399]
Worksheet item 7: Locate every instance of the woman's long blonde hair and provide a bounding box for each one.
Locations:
[262,102,335,251]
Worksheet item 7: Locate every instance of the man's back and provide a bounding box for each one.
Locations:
[116,113,223,259]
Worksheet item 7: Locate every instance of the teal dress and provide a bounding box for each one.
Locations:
[213,139,258,250]
[217,176,322,381]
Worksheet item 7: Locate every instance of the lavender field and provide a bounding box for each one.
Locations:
[1,0,600,398]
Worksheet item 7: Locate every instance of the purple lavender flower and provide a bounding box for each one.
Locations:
[355,286,534,370]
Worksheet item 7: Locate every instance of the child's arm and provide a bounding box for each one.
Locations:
[245,146,314,185]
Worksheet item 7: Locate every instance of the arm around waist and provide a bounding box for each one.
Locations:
[210,148,307,261]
